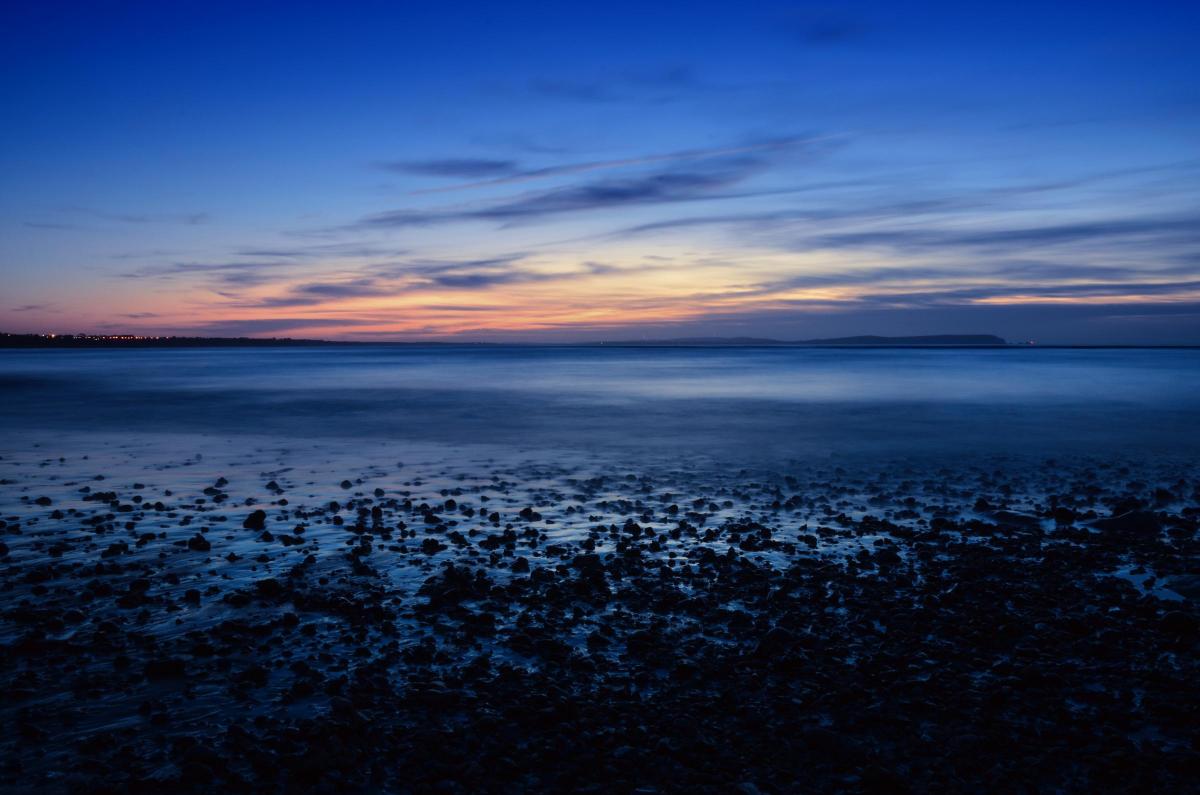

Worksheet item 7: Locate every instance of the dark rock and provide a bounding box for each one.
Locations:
[144,658,187,679]
[1161,611,1197,639]
[1094,511,1161,535]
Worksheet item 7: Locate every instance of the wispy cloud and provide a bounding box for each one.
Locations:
[66,207,210,225]
[360,157,779,228]
[24,221,78,230]
[379,158,520,179]
[173,317,376,336]
[808,215,1200,253]
[219,255,624,309]
[233,243,409,259]
[389,135,821,194]
[122,260,298,288]
[782,9,873,45]
[251,278,398,308]
[840,280,1200,310]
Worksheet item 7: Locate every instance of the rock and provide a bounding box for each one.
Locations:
[255,578,285,599]
[421,538,447,554]
[1161,611,1197,639]
[1094,511,1160,535]
[144,658,187,679]
[243,510,267,530]
[187,533,211,552]
[178,761,214,786]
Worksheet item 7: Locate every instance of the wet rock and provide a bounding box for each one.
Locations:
[421,538,447,555]
[255,578,285,599]
[1161,611,1197,639]
[144,658,187,679]
[1094,510,1161,535]
[187,533,211,552]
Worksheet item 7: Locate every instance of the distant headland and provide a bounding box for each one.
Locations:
[596,334,1009,346]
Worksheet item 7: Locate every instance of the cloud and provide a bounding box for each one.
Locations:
[855,279,1200,308]
[370,255,529,284]
[379,158,520,178]
[422,304,502,312]
[360,157,773,228]
[785,10,872,45]
[10,303,50,312]
[64,207,210,225]
[123,260,297,288]
[225,256,621,309]
[234,243,409,259]
[233,249,317,258]
[809,215,1200,252]
[24,221,79,230]
[175,317,374,336]
[227,257,531,308]
[602,160,1200,244]
[291,278,388,298]
[251,278,398,308]
[397,258,619,290]
[397,135,819,193]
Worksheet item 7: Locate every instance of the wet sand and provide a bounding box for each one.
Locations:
[1,432,1197,792]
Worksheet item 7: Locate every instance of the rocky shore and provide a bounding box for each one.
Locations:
[1,443,1197,792]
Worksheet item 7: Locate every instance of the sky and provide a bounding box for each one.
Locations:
[2,0,1199,343]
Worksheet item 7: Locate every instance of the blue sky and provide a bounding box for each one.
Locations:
[2,0,1199,342]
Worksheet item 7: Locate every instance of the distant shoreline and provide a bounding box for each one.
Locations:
[1,332,1197,349]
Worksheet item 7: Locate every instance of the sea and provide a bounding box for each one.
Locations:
[1,345,1198,467]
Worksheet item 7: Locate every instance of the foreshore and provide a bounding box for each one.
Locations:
[1,435,1197,792]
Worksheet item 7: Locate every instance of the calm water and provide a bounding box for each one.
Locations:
[1,346,1198,465]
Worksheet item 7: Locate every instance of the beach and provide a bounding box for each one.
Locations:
[1,347,1198,791]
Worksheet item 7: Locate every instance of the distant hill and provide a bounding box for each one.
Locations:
[802,334,1006,345]
[597,334,1008,346]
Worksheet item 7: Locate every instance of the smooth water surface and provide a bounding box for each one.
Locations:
[2,346,1198,463]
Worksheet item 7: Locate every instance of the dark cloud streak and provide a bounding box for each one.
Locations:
[360,158,774,228]
[379,158,521,178]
